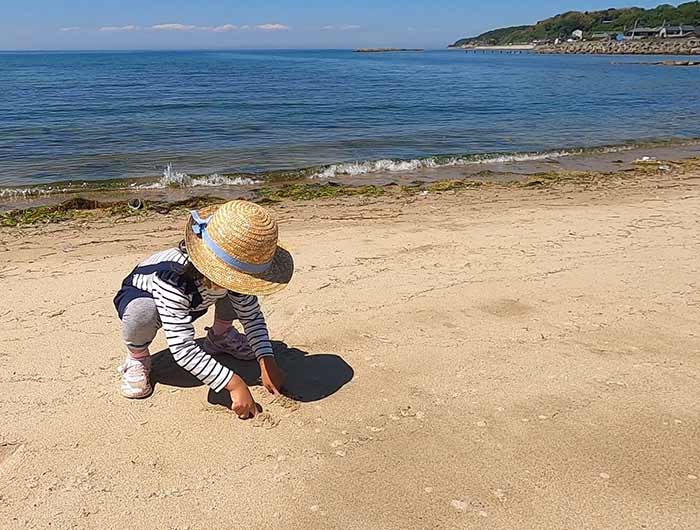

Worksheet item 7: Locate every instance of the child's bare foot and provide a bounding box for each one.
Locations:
[117,357,153,399]
[203,327,256,361]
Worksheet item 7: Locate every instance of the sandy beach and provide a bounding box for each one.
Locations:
[1,160,699,529]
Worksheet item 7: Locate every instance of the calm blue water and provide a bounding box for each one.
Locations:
[1,49,700,188]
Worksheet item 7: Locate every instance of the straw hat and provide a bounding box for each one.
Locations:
[184,200,293,295]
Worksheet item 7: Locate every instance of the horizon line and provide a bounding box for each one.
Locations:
[0,46,448,53]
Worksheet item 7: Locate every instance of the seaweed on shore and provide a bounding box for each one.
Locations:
[522,172,564,187]
[0,196,226,227]
[257,183,386,203]
[427,179,483,192]
[0,198,105,227]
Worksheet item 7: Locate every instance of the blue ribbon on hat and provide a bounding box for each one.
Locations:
[190,210,272,274]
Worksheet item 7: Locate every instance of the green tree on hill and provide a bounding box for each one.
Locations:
[451,1,700,46]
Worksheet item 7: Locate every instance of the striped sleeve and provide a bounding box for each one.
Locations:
[152,275,234,393]
[228,293,274,360]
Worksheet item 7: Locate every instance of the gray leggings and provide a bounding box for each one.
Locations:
[121,296,238,349]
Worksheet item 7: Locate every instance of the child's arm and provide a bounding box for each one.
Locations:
[228,293,285,393]
[227,294,274,360]
[153,276,258,417]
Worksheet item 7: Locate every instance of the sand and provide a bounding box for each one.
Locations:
[1,162,699,529]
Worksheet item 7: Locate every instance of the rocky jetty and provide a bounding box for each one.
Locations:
[536,38,700,55]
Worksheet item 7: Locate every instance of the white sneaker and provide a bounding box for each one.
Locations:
[118,357,153,399]
[203,327,256,361]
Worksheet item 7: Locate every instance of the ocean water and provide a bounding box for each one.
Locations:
[1,49,700,194]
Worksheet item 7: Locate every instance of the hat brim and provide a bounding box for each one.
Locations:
[184,205,294,296]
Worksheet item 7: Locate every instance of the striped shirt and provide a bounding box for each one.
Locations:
[120,248,273,392]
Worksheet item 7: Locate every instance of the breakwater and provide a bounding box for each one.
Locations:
[536,38,700,55]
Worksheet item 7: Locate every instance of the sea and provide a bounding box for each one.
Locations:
[1,49,700,207]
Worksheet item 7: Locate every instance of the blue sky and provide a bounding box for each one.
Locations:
[0,1,672,50]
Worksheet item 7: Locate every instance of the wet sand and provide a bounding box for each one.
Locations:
[1,159,699,529]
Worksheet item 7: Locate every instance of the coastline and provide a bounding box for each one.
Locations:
[2,139,699,215]
[2,150,699,227]
[2,150,699,529]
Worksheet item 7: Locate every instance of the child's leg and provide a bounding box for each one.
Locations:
[203,298,255,360]
[119,297,161,399]
[121,297,161,356]
[211,296,237,336]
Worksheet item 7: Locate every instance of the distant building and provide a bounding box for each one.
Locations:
[624,27,659,39]
[572,29,584,40]
[590,31,615,40]
[659,25,696,38]
[624,24,696,40]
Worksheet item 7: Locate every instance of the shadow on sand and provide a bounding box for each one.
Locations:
[151,340,354,408]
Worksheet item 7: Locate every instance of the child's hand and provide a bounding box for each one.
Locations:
[260,357,286,395]
[225,374,258,419]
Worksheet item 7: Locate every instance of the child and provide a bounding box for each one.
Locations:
[113,200,294,419]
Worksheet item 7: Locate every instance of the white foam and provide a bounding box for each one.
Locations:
[310,146,636,179]
[136,164,261,189]
[312,158,437,179]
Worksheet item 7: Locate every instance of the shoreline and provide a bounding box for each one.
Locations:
[3,153,699,228]
[2,138,699,214]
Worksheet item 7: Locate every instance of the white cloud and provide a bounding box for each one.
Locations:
[85,22,287,34]
[321,25,335,31]
[99,25,139,32]
[151,23,197,31]
[60,27,81,32]
[150,23,241,32]
[212,24,239,32]
[256,23,289,31]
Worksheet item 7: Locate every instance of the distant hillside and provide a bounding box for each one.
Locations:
[451,2,700,46]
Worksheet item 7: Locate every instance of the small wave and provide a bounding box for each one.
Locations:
[0,165,260,199]
[135,165,261,189]
[310,145,637,179]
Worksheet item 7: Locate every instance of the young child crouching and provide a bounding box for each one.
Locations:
[113,200,293,419]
